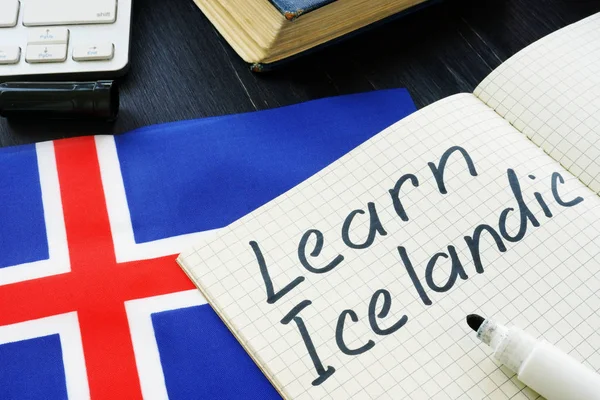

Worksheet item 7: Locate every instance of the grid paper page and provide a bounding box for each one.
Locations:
[475,12,600,194]
[179,94,600,400]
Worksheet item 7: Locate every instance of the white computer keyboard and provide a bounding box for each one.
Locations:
[0,0,132,79]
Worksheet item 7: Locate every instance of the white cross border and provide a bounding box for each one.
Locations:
[125,289,208,400]
[0,142,70,286]
[0,312,90,399]
[95,135,217,263]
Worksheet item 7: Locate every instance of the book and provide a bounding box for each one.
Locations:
[177,12,600,399]
[192,0,430,70]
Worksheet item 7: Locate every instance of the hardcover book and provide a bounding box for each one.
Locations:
[178,13,600,399]
[192,0,430,70]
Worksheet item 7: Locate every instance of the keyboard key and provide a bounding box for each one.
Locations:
[0,0,20,28]
[73,43,114,61]
[0,46,21,64]
[25,44,67,63]
[23,0,116,26]
[28,28,69,45]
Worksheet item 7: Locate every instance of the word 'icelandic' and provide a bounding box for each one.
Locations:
[250,146,583,386]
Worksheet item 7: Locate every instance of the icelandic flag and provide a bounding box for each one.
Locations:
[0,89,415,399]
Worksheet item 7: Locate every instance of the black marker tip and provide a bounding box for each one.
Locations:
[466,314,485,332]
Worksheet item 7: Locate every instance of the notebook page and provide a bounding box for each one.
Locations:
[474,13,600,193]
[178,94,600,399]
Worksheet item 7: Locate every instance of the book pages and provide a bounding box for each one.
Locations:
[475,13,600,194]
[179,94,600,399]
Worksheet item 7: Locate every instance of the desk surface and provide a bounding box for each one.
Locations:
[1,0,599,147]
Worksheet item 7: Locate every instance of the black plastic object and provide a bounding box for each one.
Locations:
[466,314,485,332]
[0,80,119,121]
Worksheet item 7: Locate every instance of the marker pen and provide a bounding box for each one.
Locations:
[0,81,119,120]
[467,314,600,399]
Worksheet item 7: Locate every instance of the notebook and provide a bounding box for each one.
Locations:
[178,13,600,399]
[192,0,431,71]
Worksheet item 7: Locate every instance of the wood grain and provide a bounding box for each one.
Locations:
[0,0,599,147]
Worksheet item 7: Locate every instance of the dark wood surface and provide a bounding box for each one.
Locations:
[1,0,599,147]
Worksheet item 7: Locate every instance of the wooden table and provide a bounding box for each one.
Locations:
[1,0,599,147]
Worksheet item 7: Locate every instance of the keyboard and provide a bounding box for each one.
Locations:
[0,0,132,80]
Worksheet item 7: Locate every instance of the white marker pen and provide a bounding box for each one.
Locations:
[466,314,600,399]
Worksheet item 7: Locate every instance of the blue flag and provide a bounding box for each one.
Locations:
[0,89,415,399]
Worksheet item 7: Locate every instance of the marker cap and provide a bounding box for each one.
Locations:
[0,80,119,121]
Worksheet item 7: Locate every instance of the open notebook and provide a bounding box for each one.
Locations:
[178,13,600,399]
